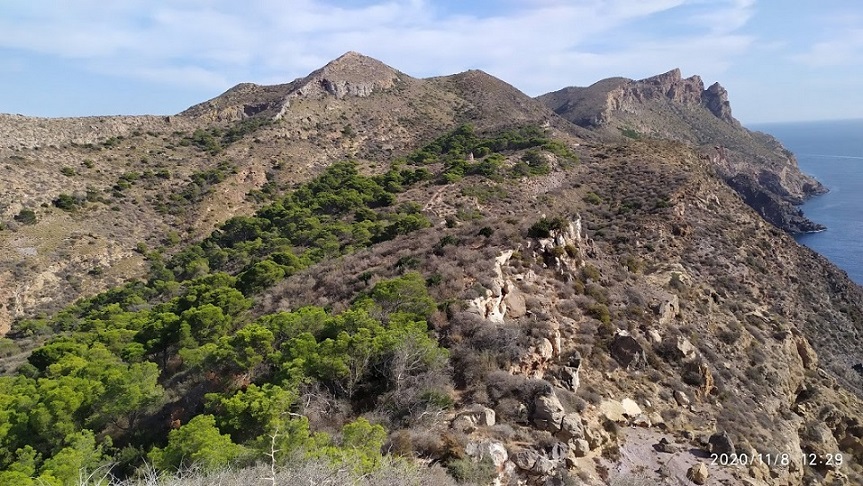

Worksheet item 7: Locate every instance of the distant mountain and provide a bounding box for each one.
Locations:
[539,69,827,234]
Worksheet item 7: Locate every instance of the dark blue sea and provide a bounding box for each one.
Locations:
[750,119,863,285]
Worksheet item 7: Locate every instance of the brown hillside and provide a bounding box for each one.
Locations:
[0,52,574,335]
[538,69,827,234]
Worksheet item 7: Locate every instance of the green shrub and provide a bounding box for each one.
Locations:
[583,192,603,205]
[588,303,611,324]
[52,193,82,211]
[447,457,497,484]
[14,208,37,225]
[620,127,641,139]
[582,264,601,281]
[528,216,568,238]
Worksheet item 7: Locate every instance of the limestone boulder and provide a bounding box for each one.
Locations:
[556,413,584,442]
[687,462,709,485]
[610,331,645,369]
[532,392,566,431]
[512,449,539,471]
[465,440,508,468]
[503,287,526,319]
[708,431,735,455]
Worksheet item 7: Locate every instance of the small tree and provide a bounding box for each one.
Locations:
[149,414,244,472]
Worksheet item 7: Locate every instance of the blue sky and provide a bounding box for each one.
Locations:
[0,0,861,123]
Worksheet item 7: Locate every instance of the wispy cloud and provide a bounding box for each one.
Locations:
[0,0,756,95]
[792,28,863,67]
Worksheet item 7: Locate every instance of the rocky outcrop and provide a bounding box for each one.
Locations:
[467,250,514,323]
[726,173,825,234]
[538,69,827,234]
[703,82,737,125]
[181,51,405,123]
[532,389,567,431]
[610,331,645,369]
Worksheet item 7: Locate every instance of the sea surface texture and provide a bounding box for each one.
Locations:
[752,119,863,284]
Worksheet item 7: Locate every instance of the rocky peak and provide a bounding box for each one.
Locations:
[702,81,737,125]
[181,51,406,122]
[624,68,705,106]
[298,51,403,99]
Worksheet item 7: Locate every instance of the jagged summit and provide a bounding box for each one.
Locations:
[539,68,737,129]
[538,68,826,234]
[180,51,407,122]
[294,51,404,100]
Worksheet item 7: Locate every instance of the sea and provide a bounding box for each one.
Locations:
[749,119,863,285]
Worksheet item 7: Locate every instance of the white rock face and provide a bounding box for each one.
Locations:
[466,440,508,467]
[467,250,514,323]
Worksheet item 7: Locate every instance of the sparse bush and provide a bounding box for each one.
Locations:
[528,216,568,238]
[53,193,83,211]
[582,264,601,281]
[583,191,603,205]
[588,303,611,324]
[447,456,497,484]
[14,208,37,225]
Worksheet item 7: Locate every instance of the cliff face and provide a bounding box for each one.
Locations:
[538,69,826,234]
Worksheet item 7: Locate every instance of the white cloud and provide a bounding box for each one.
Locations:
[792,28,863,67]
[0,0,757,96]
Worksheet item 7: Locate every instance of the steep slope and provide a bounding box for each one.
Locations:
[0,52,575,335]
[258,138,863,485]
[538,69,827,234]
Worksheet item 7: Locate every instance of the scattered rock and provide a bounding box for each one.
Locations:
[465,440,508,468]
[572,439,590,457]
[674,390,691,407]
[687,462,709,485]
[610,331,645,369]
[654,437,679,453]
[708,431,735,455]
[621,398,642,417]
[557,413,585,442]
[533,391,566,431]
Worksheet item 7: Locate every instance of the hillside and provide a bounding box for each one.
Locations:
[538,69,827,235]
[0,54,861,486]
[0,52,578,335]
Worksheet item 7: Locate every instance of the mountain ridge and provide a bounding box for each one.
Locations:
[0,52,861,486]
[538,68,826,234]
